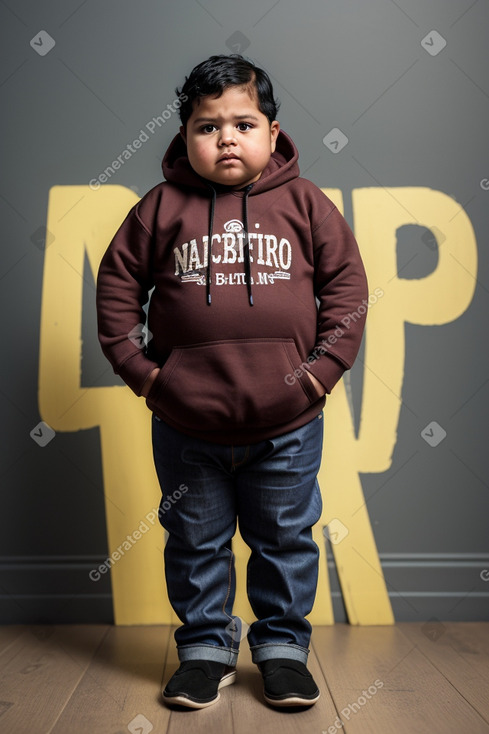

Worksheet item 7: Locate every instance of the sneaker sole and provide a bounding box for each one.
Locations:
[264,690,320,707]
[163,669,236,709]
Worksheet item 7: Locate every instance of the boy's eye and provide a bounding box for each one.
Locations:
[199,122,252,133]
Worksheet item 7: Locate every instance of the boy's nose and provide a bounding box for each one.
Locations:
[219,127,237,145]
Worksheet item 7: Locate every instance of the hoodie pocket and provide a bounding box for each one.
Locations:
[145,338,317,433]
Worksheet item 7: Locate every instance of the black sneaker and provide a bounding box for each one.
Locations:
[162,660,236,709]
[258,658,320,707]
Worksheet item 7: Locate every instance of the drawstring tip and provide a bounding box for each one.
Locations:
[249,295,254,306]
[207,293,212,305]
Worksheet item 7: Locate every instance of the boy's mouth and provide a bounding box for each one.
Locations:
[217,153,240,162]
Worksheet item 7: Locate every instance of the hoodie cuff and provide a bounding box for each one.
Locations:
[305,353,346,395]
[116,351,160,397]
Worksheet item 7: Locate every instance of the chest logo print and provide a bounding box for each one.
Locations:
[224,219,244,232]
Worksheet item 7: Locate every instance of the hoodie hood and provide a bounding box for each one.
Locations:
[161,129,300,194]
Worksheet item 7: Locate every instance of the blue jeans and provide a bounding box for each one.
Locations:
[151,413,324,667]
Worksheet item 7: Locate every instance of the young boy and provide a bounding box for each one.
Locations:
[96,54,368,709]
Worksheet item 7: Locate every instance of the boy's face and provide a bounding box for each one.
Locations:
[180,86,280,190]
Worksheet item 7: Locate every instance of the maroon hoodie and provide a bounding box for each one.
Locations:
[96,130,368,444]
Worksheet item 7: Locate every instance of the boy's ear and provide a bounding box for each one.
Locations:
[179,125,187,144]
[270,120,280,153]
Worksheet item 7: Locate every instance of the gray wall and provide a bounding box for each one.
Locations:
[1,0,488,623]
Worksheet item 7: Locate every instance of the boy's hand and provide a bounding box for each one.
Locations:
[140,367,160,398]
[306,371,326,397]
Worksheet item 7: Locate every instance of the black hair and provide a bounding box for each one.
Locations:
[175,54,280,129]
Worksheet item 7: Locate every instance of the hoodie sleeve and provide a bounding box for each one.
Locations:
[96,203,160,396]
[304,203,368,394]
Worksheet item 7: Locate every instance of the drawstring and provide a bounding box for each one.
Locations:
[206,185,217,305]
[205,182,254,307]
[242,184,254,306]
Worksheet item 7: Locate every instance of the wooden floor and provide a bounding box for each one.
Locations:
[0,623,488,733]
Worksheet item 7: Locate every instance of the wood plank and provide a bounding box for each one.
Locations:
[439,622,489,682]
[0,625,108,734]
[3,623,488,733]
[51,625,174,734]
[312,625,489,734]
[0,625,24,653]
[398,622,489,722]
